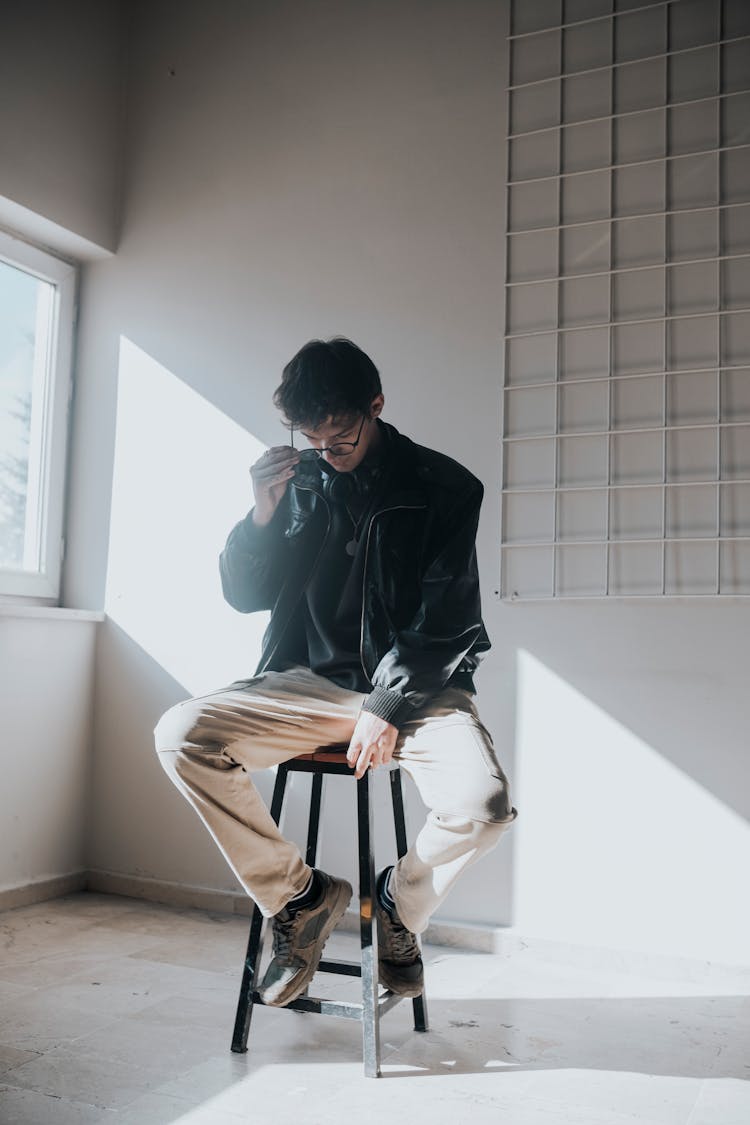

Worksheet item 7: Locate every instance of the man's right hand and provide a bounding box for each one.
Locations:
[250,445,300,526]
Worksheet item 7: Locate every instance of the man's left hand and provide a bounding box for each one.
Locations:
[347,711,398,780]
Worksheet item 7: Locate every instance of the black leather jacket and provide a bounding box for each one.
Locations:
[219,420,491,724]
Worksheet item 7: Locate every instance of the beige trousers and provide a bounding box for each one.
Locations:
[153,666,518,934]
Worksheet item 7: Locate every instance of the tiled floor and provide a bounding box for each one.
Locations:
[0,894,748,1124]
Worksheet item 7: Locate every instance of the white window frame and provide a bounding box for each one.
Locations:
[0,229,77,602]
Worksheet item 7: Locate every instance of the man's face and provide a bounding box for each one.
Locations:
[297,396,384,472]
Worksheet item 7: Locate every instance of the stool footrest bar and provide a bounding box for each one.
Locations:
[318,957,362,977]
[250,990,406,1021]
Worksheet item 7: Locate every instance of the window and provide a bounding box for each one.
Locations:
[0,229,77,600]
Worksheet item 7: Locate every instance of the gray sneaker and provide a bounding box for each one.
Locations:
[257,870,352,1007]
[376,897,425,998]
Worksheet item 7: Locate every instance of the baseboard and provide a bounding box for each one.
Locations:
[84,868,511,951]
[85,869,254,917]
[0,871,87,911]
[335,907,509,953]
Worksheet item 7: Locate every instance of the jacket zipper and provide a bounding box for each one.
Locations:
[359,503,427,684]
[257,483,331,674]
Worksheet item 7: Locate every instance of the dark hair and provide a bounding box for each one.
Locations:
[273,337,382,429]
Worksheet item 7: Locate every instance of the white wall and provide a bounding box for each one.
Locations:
[57,0,749,962]
[0,0,126,254]
[0,610,98,898]
[0,1,122,907]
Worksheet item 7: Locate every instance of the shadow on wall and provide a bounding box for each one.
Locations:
[512,648,750,966]
[503,602,750,827]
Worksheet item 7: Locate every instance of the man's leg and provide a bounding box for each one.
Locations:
[153,666,365,918]
[154,666,369,1006]
[388,686,518,937]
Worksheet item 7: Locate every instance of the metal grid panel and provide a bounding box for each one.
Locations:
[502,0,750,598]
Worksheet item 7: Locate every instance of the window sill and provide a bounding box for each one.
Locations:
[0,603,104,623]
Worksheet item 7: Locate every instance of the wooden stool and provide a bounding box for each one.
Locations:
[230,746,429,1077]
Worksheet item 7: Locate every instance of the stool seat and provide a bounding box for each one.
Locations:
[293,743,400,769]
[230,746,429,1077]
[295,743,350,763]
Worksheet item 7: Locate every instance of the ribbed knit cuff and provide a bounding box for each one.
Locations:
[361,686,417,729]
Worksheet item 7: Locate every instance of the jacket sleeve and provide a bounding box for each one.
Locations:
[219,501,289,613]
[361,477,487,727]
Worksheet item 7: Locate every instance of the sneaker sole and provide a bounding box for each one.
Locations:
[378,963,425,998]
[262,878,353,1008]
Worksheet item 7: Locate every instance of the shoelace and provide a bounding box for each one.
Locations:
[382,908,419,961]
[272,910,297,959]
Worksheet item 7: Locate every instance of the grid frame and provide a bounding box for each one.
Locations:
[501,0,750,599]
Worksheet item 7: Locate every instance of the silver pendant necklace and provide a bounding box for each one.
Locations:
[342,459,382,555]
[344,503,367,556]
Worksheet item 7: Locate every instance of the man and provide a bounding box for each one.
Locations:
[154,337,518,1008]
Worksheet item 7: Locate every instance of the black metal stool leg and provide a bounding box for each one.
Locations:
[298,772,325,998]
[357,770,381,1078]
[390,768,429,1033]
[231,764,289,1053]
[305,772,324,868]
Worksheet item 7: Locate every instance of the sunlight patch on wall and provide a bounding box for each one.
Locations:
[105,337,269,695]
[514,649,750,966]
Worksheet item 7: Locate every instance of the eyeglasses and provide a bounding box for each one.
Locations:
[290,414,367,460]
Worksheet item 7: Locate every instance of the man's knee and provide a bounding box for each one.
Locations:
[466,723,518,825]
[153,703,236,785]
[451,770,518,826]
[153,701,196,755]
[485,779,519,825]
